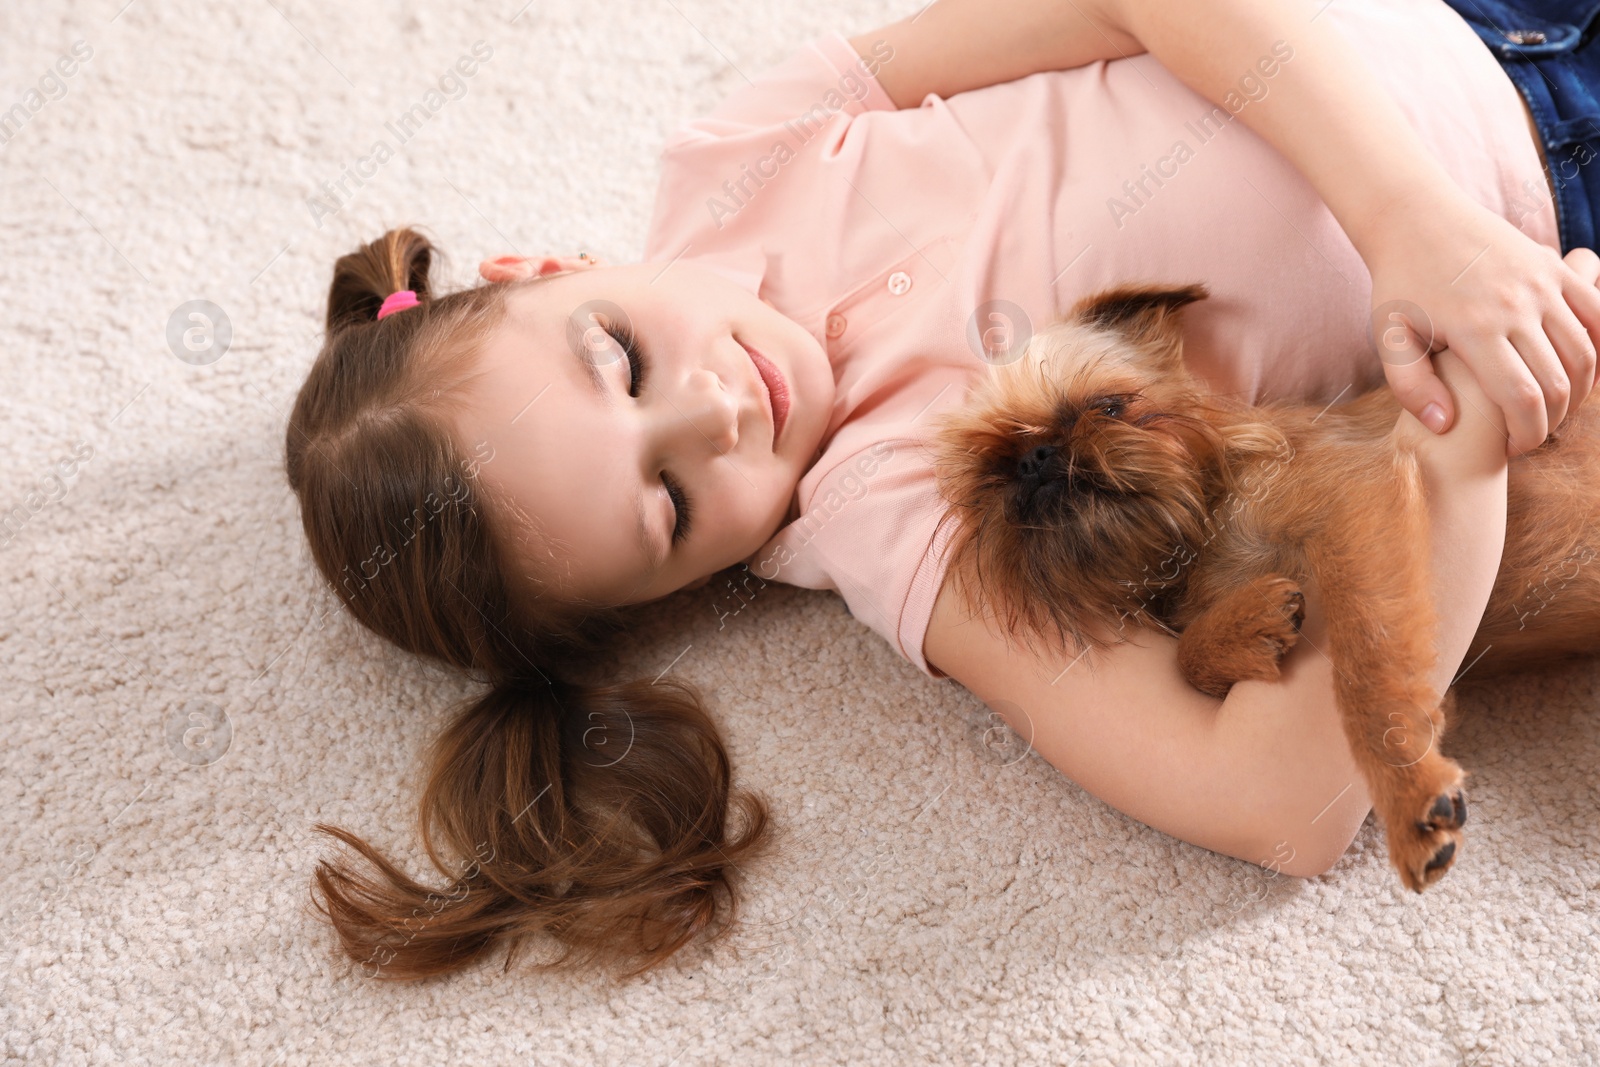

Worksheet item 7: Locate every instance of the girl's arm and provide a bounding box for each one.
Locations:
[922,341,1512,877]
[851,0,1600,458]
[850,0,1141,107]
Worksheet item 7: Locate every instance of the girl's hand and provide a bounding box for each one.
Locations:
[1362,186,1600,458]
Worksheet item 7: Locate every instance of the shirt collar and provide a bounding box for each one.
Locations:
[690,245,768,298]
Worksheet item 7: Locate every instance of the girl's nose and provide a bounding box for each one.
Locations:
[673,368,739,455]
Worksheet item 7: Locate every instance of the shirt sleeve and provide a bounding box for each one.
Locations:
[641,31,901,281]
[660,32,899,151]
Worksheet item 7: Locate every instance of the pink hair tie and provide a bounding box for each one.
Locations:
[377,289,420,320]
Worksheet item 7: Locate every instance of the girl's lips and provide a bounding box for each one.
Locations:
[741,341,790,450]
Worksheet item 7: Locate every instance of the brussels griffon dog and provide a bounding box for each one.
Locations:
[932,283,1600,892]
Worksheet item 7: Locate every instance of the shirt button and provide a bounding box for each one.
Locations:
[886,271,913,296]
[825,313,847,338]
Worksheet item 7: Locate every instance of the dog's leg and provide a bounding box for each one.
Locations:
[1301,445,1469,893]
[1176,576,1306,698]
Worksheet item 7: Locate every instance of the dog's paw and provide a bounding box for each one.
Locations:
[1251,577,1305,656]
[1177,575,1306,697]
[1378,753,1469,893]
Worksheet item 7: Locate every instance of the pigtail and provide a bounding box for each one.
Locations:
[311,670,769,980]
[324,227,436,333]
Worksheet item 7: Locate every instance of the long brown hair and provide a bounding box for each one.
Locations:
[285,227,770,980]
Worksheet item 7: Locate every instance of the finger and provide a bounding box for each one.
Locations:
[1509,319,1570,447]
[1543,301,1596,420]
[1377,310,1453,433]
[1563,245,1600,285]
[1475,332,1551,457]
[1560,250,1600,391]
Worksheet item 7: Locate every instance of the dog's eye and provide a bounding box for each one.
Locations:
[1098,400,1123,418]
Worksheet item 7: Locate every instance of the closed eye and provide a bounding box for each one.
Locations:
[663,472,693,546]
[1091,393,1136,419]
[606,322,694,546]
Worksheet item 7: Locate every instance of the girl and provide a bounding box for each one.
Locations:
[288,0,1600,979]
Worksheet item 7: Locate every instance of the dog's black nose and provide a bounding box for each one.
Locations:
[1015,443,1059,481]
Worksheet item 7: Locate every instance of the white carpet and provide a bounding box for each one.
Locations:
[3,1,1597,1063]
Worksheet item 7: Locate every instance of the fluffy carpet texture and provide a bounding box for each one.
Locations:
[3,0,1597,1063]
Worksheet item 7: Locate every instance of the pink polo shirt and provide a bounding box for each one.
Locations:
[640,0,1556,680]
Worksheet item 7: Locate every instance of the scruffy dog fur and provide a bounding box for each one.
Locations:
[932,284,1600,892]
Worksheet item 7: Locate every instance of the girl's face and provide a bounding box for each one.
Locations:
[451,255,836,608]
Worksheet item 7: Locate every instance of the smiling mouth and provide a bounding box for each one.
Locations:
[740,340,790,449]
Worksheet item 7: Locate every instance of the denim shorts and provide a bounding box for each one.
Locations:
[1440,0,1600,254]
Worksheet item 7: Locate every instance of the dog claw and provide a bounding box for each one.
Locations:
[1284,590,1306,634]
[1257,581,1305,655]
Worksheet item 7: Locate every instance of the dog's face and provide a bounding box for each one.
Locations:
[932,283,1230,654]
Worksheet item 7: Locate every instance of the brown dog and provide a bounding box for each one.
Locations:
[932,284,1600,892]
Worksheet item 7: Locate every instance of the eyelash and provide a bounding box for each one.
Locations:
[605,322,694,546]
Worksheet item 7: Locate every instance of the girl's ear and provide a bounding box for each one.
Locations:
[478,254,603,283]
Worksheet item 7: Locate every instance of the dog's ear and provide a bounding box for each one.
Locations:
[1068,283,1208,371]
